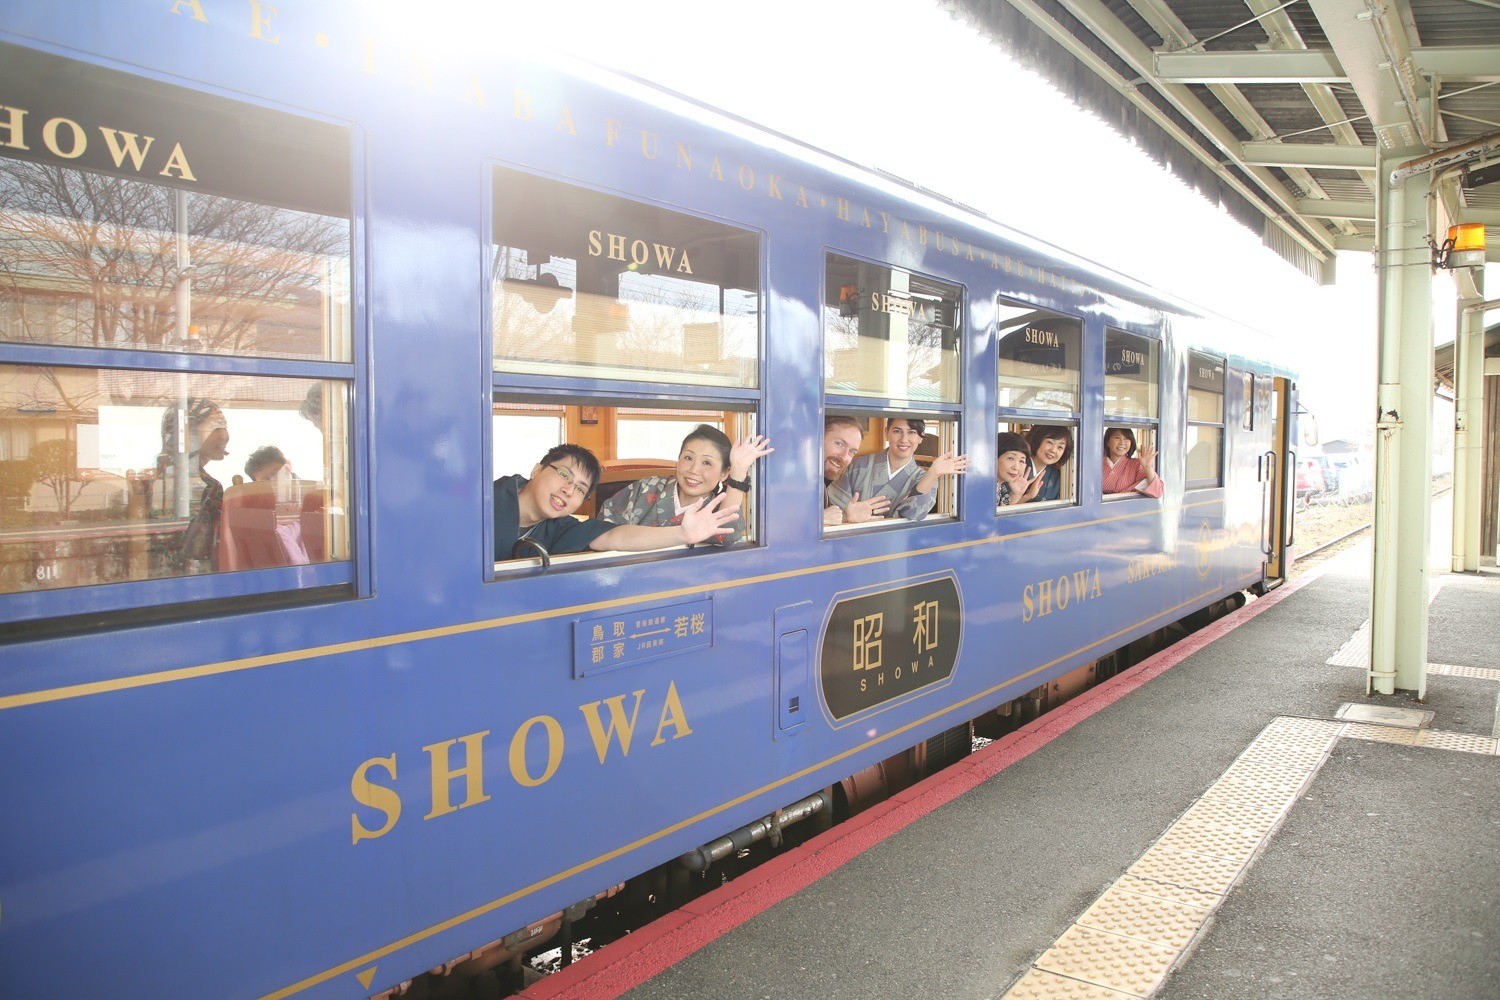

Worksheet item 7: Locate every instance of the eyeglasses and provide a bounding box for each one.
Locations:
[548,464,590,498]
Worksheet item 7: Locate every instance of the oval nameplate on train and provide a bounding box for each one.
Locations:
[818,573,962,723]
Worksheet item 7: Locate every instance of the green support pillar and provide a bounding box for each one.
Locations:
[1454,270,1485,572]
[1368,159,1432,698]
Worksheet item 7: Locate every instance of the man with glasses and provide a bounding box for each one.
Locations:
[494,444,740,562]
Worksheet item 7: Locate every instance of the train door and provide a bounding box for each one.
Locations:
[1258,376,1296,589]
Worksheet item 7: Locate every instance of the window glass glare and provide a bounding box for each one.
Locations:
[1187,352,1225,423]
[491,167,760,388]
[824,254,961,403]
[997,304,1080,413]
[1241,372,1254,431]
[1104,330,1158,419]
[1187,425,1224,484]
[0,163,352,361]
[0,365,351,594]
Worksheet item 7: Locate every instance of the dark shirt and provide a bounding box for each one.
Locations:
[1030,464,1062,503]
[493,475,615,562]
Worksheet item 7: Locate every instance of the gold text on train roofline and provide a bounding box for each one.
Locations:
[1022,567,1103,623]
[349,681,692,845]
[0,106,197,181]
[164,1,1086,298]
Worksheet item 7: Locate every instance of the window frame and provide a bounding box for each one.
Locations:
[483,162,768,579]
[0,78,365,628]
[819,250,965,537]
[1185,350,1226,491]
[1101,327,1163,502]
[995,299,1083,516]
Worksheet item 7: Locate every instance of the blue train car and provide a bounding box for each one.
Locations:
[0,3,1297,996]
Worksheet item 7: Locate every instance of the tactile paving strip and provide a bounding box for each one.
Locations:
[1000,717,1342,999]
[1034,925,1179,997]
[1077,886,1208,951]
[1429,663,1500,682]
[1415,729,1500,755]
[1005,969,1139,999]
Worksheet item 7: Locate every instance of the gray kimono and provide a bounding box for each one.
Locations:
[829,453,936,521]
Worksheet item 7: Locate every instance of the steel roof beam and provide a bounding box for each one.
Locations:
[1307,0,1433,152]
[1156,46,1500,85]
[1124,0,1358,235]
[1300,200,1500,227]
[1039,0,1334,257]
[1241,141,1377,169]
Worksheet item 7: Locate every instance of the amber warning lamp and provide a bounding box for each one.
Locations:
[1434,223,1487,270]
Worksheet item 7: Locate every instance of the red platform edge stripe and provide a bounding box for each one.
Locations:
[519,564,1328,1000]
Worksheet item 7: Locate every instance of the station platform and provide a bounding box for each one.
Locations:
[521,528,1500,1000]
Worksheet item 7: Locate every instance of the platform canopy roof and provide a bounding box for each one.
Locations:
[944,0,1500,284]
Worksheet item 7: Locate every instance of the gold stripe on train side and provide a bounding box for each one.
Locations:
[3,499,1229,711]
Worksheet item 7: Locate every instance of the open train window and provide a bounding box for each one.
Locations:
[490,398,760,567]
[0,43,357,622]
[1103,329,1162,500]
[996,302,1080,512]
[1186,352,1225,489]
[821,411,962,530]
[821,253,964,532]
[488,167,765,572]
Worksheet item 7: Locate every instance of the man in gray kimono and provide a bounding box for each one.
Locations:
[823,416,888,525]
[828,418,969,522]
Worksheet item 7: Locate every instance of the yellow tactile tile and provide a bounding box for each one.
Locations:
[1416,729,1500,755]
[1128,844,1245,895]
[1199,776,1301,814]
[1427,663,1500,681]
[1034,925,1179,997]
[1002,968,1139,999]
[1219,759,1315,791]
[1178,793,1288,835]
[1154,819,1264,865]
[1077,885,1211,951]
[1114,873,1220,910]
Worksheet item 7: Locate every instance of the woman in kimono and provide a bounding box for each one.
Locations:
[598,425,773,546]
[830,418,969,522]
[1102,426,1163,498]
[1020,425,1073,503]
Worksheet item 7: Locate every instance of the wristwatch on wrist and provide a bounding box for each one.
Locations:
[725,475,752,492]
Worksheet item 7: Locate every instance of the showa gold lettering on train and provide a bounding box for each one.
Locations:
[0,104,196,181]
[821,574,961,723]
[587,230,695,275]
[1021,566,1103,623]
[348,682,693,845]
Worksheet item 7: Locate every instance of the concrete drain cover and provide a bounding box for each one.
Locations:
[1335,704,1435,729]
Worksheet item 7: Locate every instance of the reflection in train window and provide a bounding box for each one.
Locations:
[491,399,759,564]
[1240,370,1255,432]
[997,301,1081,513]
[824,254,961,403]
[1187,352,1225,489]
[490,167,760,387]
[0,366,351,593]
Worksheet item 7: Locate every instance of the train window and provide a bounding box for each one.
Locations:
[1104,330,1159,419]
[824,254,961,403]
[996,421,1077,510]
[1240,371,1255,431]
[1186,352,1225,489]
[1103,329,1161,501]
[491,398,761,566]
[0,367,352,594]
[823,412,962,530]
[997,302,1081,512]
[0,47,351,362]
[490,167,760,388]
[0,44,358,619]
